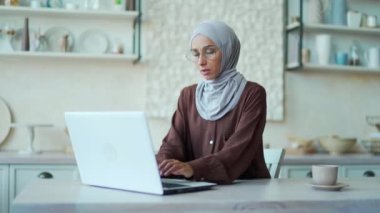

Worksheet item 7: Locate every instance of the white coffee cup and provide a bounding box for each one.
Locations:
[367,15,377,28]
[30,0,41,8]
[315,34,331,65]
[65,3,78,10]
[366,48,380,68]
[312,165,338,185]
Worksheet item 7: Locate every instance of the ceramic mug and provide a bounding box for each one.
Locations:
[312,165,338,185]
[367,15,378,28]
[335,52,348,65]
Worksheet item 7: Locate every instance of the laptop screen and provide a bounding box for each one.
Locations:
[65,111,164,194]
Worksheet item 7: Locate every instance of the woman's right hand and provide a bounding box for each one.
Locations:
[158,159,194,178]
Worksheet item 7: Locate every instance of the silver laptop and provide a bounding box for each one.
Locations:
[65,111,216,195]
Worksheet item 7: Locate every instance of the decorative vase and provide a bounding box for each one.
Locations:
[328,0,347,25]
[315,34,331,65]
[308,0,324,24]
[21,17,30,51]
[366,48,380,68]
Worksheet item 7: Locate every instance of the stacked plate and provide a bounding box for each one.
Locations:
[0,97,11,145]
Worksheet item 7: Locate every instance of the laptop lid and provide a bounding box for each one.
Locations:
[65,111,215,195]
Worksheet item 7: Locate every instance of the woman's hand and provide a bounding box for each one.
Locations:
[158,159,194,178]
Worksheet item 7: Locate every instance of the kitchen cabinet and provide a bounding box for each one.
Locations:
[0,165,9,213]
[0,151,77,213]
[285,0,380,73]
[280,154,380,178]
[0,164,78,213]
[9,164,79,200]
[341,165,380,177]
[281,164,380,178]
[0,0,142,63]
[280,165,313,178]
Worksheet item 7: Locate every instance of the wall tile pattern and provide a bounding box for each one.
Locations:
[145,0,284,120]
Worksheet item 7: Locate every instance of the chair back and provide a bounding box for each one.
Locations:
[264,148,285,178]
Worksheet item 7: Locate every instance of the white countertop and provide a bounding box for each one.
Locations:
[283,153,380,165]
[0,151,76,164]
[12,178,380,213]
[1,151,379,165]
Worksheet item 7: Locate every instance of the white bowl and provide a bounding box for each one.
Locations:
[362,139,380,155]
[319,136,357,155]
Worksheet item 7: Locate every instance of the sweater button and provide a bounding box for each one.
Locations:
[209,140,214,144]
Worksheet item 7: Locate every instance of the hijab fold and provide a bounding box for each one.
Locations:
[191,21,247,121]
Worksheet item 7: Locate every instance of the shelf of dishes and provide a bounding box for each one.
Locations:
[286,22,380,36]
[0,26,132,57]
[0,5,139,19]
[286,26,380,71]
[286,63,380,73]
[0,51,139,61]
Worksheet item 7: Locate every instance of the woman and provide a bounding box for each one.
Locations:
[156,20,270,184]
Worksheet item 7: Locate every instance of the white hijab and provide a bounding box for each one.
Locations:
[191,21,247,121]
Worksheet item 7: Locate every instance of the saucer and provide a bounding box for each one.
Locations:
[309,182,349,191]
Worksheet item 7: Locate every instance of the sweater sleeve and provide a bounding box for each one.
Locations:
[188,85,268,184]
[156,89,189,163]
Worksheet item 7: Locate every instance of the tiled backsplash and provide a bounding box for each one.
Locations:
[145,0,284,121]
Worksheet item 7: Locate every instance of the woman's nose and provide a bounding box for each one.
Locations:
[197,54,207,65]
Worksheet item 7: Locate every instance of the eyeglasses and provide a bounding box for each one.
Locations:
[185,45,220,63]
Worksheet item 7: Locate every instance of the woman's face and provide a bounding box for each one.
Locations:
[190,35,222,80]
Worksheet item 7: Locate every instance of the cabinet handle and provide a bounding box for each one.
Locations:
[363,170,376,177]
[306,171,312,178]
[38,172,53,179]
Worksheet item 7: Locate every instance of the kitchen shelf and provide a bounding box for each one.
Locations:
[0,5,139,20]
[290,63,380,74]
[0,0,142,63]
[303,23,380,36]
[286,22,301,31]
[284,0,380,71]
[0,52,139,62]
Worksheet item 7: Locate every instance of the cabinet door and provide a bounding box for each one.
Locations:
[280,166,313,178]
[9,164,79,199]
[0,165,9,213]
[341,165,380,178]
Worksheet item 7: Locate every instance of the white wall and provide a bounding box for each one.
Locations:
[1,0,380,153]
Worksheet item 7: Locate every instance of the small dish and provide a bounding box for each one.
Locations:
[309,182,349,191]
[77,29,110,54]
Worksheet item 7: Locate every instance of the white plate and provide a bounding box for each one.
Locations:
[0,97,12,145]
[309,182,349,191]
[44,27,75,52]
[10,28,40,51]
[78,30,110,54]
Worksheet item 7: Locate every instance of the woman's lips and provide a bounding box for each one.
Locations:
[200,69,210,76]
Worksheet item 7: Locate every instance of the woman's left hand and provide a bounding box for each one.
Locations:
[158,159,194,178]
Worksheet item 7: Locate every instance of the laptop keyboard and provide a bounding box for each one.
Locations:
[162,182,186,189]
